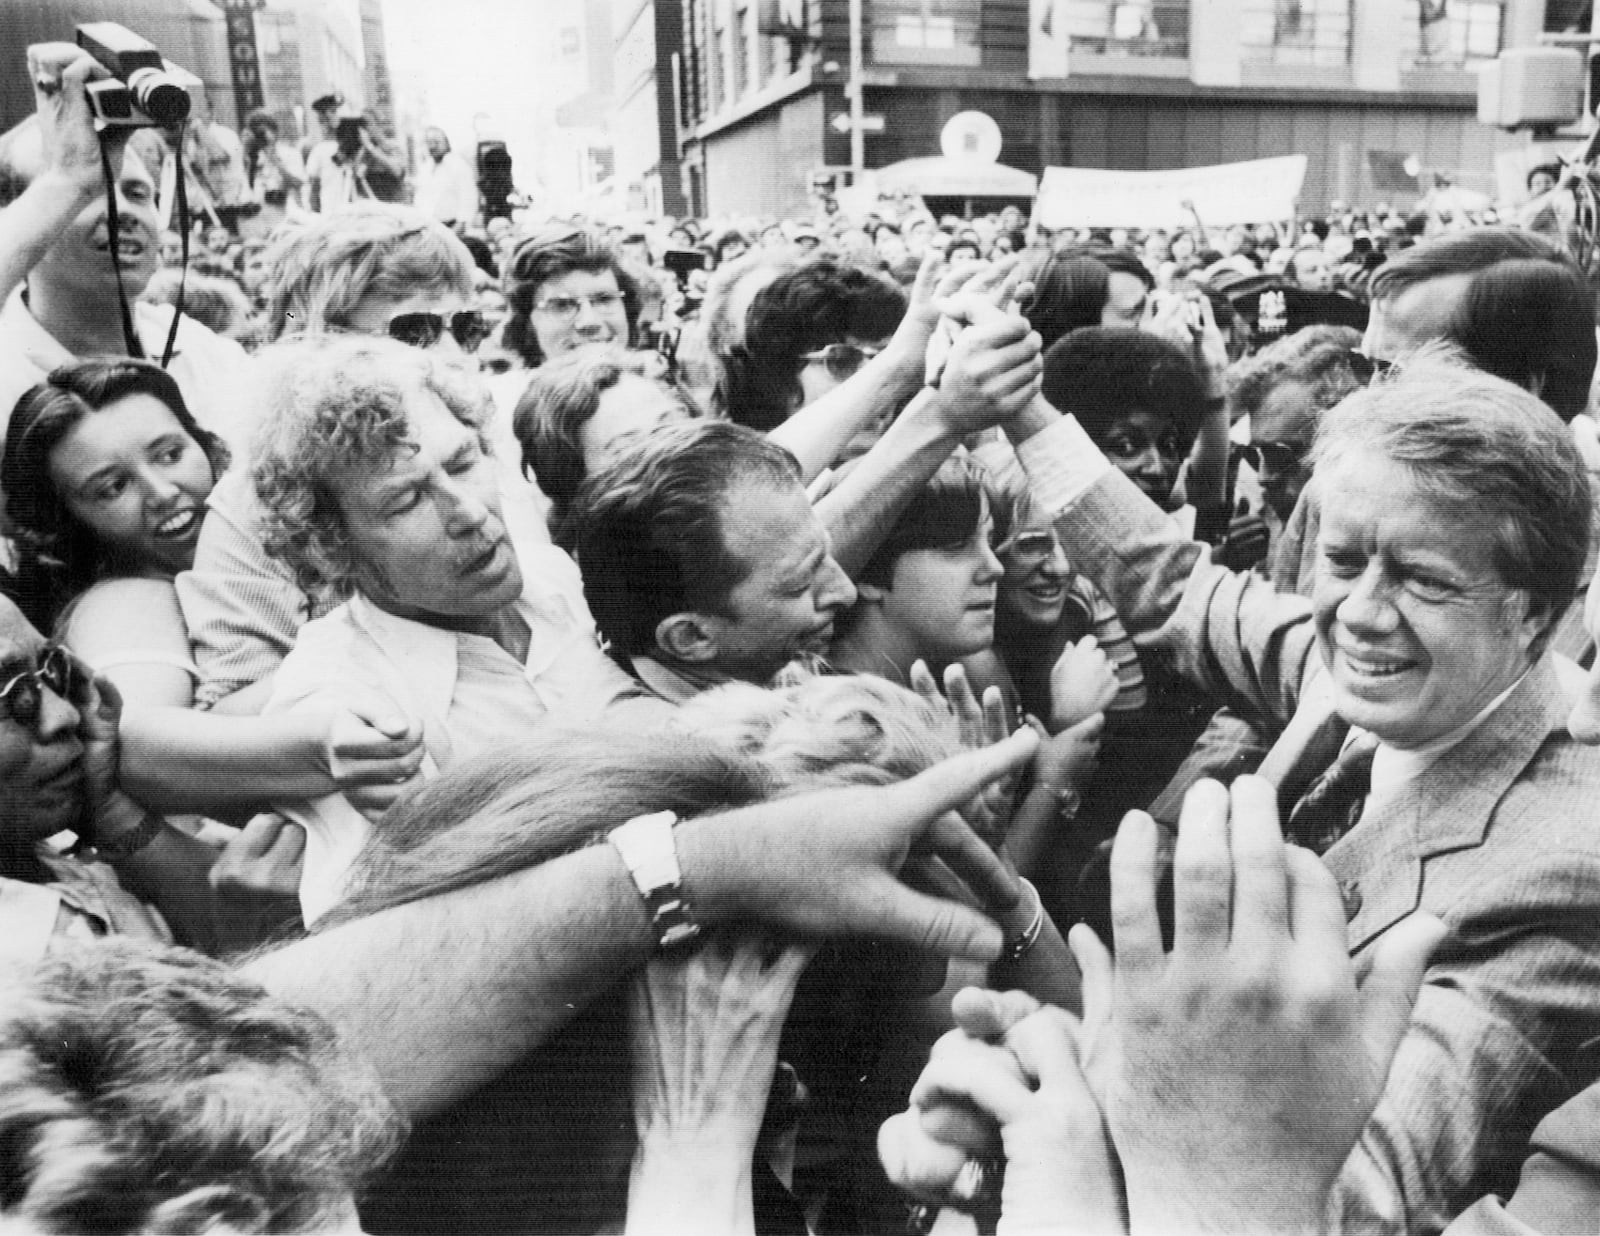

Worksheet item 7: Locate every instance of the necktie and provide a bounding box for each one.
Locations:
[1286,733,1380,855]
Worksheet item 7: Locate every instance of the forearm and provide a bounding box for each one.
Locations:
[118,706,338,811]
[768,342,923,482]
[99,801,227,954]
[816,393,961,577]
[1182,397,1230,512]
[0,169,98,301]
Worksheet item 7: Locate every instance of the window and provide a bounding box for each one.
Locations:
[1241,0,1352,66]
[1049,1,1189,58]
[870,0,981,67]
[1402,0,1503,68]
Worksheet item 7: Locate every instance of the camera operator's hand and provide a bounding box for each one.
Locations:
[25,43,108,203]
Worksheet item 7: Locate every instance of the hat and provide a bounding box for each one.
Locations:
[1220,274,1369,347]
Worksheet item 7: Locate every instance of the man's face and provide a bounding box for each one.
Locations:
[1529,170,1557,197]
[1250,379,1321,522]
[796,334,891,409]
[1292,248,1333,291]
[425,129,449,160]
[1313,451,1545,749]
[1101,271,1149,327]
[31,142,160,300]
[697,478,858,683]
[1362,273,1472,365]
[332,390,523,629]
[0,603,86,852]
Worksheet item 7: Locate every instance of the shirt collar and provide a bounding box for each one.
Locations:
[1363,664,1533,793]
[630,655,729,705]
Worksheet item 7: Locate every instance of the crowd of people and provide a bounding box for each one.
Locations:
[3,35,1600,1236]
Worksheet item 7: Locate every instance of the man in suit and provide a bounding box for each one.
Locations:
[1000,356,1600,1234]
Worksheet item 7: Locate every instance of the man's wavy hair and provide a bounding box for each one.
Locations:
[500,226,642,367]
[250,337,493,602]
[0,937,403,1234]
[1225,323,1364,421]
[262,201,476,342]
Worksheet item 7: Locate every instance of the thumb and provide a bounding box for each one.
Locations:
[872,879,1004,962]
[1357,911,1447,1079]
[341,689,414,739]
[951,986,1042,1040]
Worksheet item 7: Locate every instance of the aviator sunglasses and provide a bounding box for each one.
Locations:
[387,310,494,354]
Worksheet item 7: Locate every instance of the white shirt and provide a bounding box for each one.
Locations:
[0,286,254,467]
[415,150,478,225]
[266,577,669,923]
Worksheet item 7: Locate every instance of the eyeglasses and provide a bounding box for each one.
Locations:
[387,310,493,353]
[1000,531,1060,568]
[0,646,83,731]
[798,342,882,382]
[1237,440,1304,475]
[1344,349,1394,385]
[533,291,626,321]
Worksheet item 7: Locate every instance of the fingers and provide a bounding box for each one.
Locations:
[341,690,422,742]
[1356,911,1447,1079]
[911,1045,1035,1127]
[1171,780,1232,957]
[888,727,1039,831]
[870,880,1005,962]
[951,985,1043,1040]
[982,685,1009,747]
[1227,775,1289,943]
[1067,924,1114,1035]
[1109,810,1164,976]
[1003,1004,1088,1092]
[1284,843,1349,947]
[879,1110,974,1203]
[909,660,943,711]
[226,812,299,861]
[944,662,983,745]
[925,809,1017,913]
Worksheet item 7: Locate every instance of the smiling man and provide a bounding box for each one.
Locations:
[250,337,666,921]
[0,60,253,465]
[569,419,858,701]
[1007,356,1600,1234]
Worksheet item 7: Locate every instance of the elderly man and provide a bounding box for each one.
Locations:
[249,336,666,921]
[993,358,1600,1233]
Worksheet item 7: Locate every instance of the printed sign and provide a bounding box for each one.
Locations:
[1032,155,1308,229]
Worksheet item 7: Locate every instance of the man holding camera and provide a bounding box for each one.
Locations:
[0,42,253,464]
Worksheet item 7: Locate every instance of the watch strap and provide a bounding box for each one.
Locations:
[609,810,701,952]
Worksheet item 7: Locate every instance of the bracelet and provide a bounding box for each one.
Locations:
[90,809,165,861]
[1001,877,1045,964]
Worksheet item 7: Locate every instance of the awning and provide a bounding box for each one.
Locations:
[872,157,1038,198]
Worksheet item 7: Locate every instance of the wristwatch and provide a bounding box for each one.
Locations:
[608,810,702,953]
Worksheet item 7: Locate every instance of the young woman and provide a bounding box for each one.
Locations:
[4,359,225,697]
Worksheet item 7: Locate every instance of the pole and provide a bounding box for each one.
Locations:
[848,0,864,178]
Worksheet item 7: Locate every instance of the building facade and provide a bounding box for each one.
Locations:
[656,0,1558,217]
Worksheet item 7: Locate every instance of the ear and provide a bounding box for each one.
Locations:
[655,612,720,664]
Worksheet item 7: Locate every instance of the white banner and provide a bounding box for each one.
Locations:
[1032,155,1308,230]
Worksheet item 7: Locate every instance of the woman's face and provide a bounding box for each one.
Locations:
[528,268,629,360]
[1102,409,1186,508]
[50,393,216,575]
[998,516,1072,630]
[578,373,691,472]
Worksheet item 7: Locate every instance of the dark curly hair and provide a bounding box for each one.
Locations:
[723,258,906,432]
[2,360,228,631]
[500,227,642,368]
[1041,326,1205,451]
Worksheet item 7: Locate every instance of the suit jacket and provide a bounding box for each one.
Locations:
[1054,468,1600,1236]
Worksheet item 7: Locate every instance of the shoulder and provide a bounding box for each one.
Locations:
[62,577,188,658]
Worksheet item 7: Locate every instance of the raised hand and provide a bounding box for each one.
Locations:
[1048,635,1117,731]
[1067,778,1445,1235]
[315,690,426,816]
[207,813,306,950]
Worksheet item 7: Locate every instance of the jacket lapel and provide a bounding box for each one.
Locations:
[1327,657,1566,953]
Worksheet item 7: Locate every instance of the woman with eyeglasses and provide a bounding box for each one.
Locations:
[500,226,642,372]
